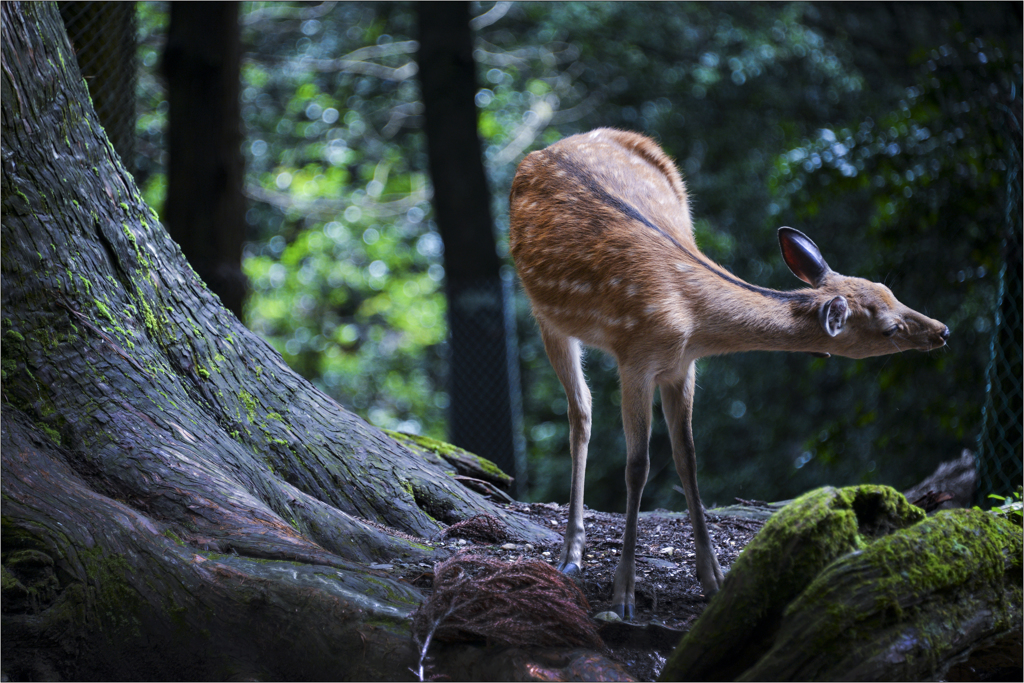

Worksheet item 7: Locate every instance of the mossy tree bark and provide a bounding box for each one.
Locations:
[1,3,556,679]
[660,486,1023,682]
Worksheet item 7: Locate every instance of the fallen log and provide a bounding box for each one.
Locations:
[660,485,1022,681]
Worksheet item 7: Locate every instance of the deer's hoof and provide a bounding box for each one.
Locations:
[557,561,581,577]
[611,602,635,621]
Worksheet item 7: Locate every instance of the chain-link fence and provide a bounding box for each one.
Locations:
[447,276,527,496]
[58,1,137,175]
[974,125,1023,505]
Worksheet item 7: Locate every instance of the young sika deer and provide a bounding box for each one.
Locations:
[509,128,949,619]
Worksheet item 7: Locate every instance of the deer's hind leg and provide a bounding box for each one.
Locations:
[611,364,655,620]
[660,362,725,596]
[538,320,592,576]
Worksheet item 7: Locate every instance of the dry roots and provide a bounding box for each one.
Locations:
[438,514,511,543]
[411,552,603,650]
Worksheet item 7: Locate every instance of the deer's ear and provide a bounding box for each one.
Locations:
[819,295,849,337]
[779,227,832,287]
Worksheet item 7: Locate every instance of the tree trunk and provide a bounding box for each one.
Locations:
[1,3,557,679]
[659,486,1023,682]
[416,2,526,494]
[162,1,247,319]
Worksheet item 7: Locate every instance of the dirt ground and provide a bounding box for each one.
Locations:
[394,495,1020,682]
[397,498,777,680]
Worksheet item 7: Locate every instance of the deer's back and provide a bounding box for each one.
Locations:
[509,129,699,356]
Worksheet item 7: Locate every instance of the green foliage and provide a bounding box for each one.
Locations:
[986,486,1023,526]
[136,3,1020,511]
[239,3,447,437]
[135,1,169,215]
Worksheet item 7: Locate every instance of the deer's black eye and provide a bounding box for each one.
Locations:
[883,325,898,337]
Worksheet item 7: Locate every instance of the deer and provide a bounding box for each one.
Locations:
[508,128,949,620]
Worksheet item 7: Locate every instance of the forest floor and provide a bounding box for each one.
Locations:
[396,498,780,681]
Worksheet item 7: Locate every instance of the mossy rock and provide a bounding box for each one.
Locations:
[660,485,1022,681]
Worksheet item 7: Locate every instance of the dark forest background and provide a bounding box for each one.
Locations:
[123,1,1021,512]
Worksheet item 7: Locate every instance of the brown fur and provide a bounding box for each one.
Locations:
[509,128,948,616]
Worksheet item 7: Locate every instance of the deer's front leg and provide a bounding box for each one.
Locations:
[661,363,725,596]
[538,325,591,576]
[611,370,654,620]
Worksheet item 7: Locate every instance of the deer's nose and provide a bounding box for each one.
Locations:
[940,326,950,341]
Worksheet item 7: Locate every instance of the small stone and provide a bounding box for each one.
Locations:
[542,551,551,557]
[525,544,535,551]
[593,611,622,623]
[660,547,675,556]
[501,543,517,550]
[457,538,467,545]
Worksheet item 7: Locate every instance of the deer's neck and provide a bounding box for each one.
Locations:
[685,269,825,357]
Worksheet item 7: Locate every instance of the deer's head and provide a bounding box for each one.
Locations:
[779,227,950,359]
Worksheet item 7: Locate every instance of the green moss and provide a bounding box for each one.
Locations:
[239,390,257,422]
[94,299,116,325]
[197,366,210,380]
[472,454,506,478]
[5,329,25,343]
[139,297,159,337]
[388,430,460,458]
[79,548,144,640]
[2,545,61,613]
[162,529,185,546]
[386,429,513,487]
[790,509,1018,628]
[1,564,20,591]
[37,422,62,445]
[662,486,927,682]
[122,223,150,269]
[738,509,1022,681]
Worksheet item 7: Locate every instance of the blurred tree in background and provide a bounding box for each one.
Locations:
[418,2,526,491]
[163,2,246,318]
[134,2,1021,511]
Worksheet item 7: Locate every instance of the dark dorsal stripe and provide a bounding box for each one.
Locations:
[551,151,811,304]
